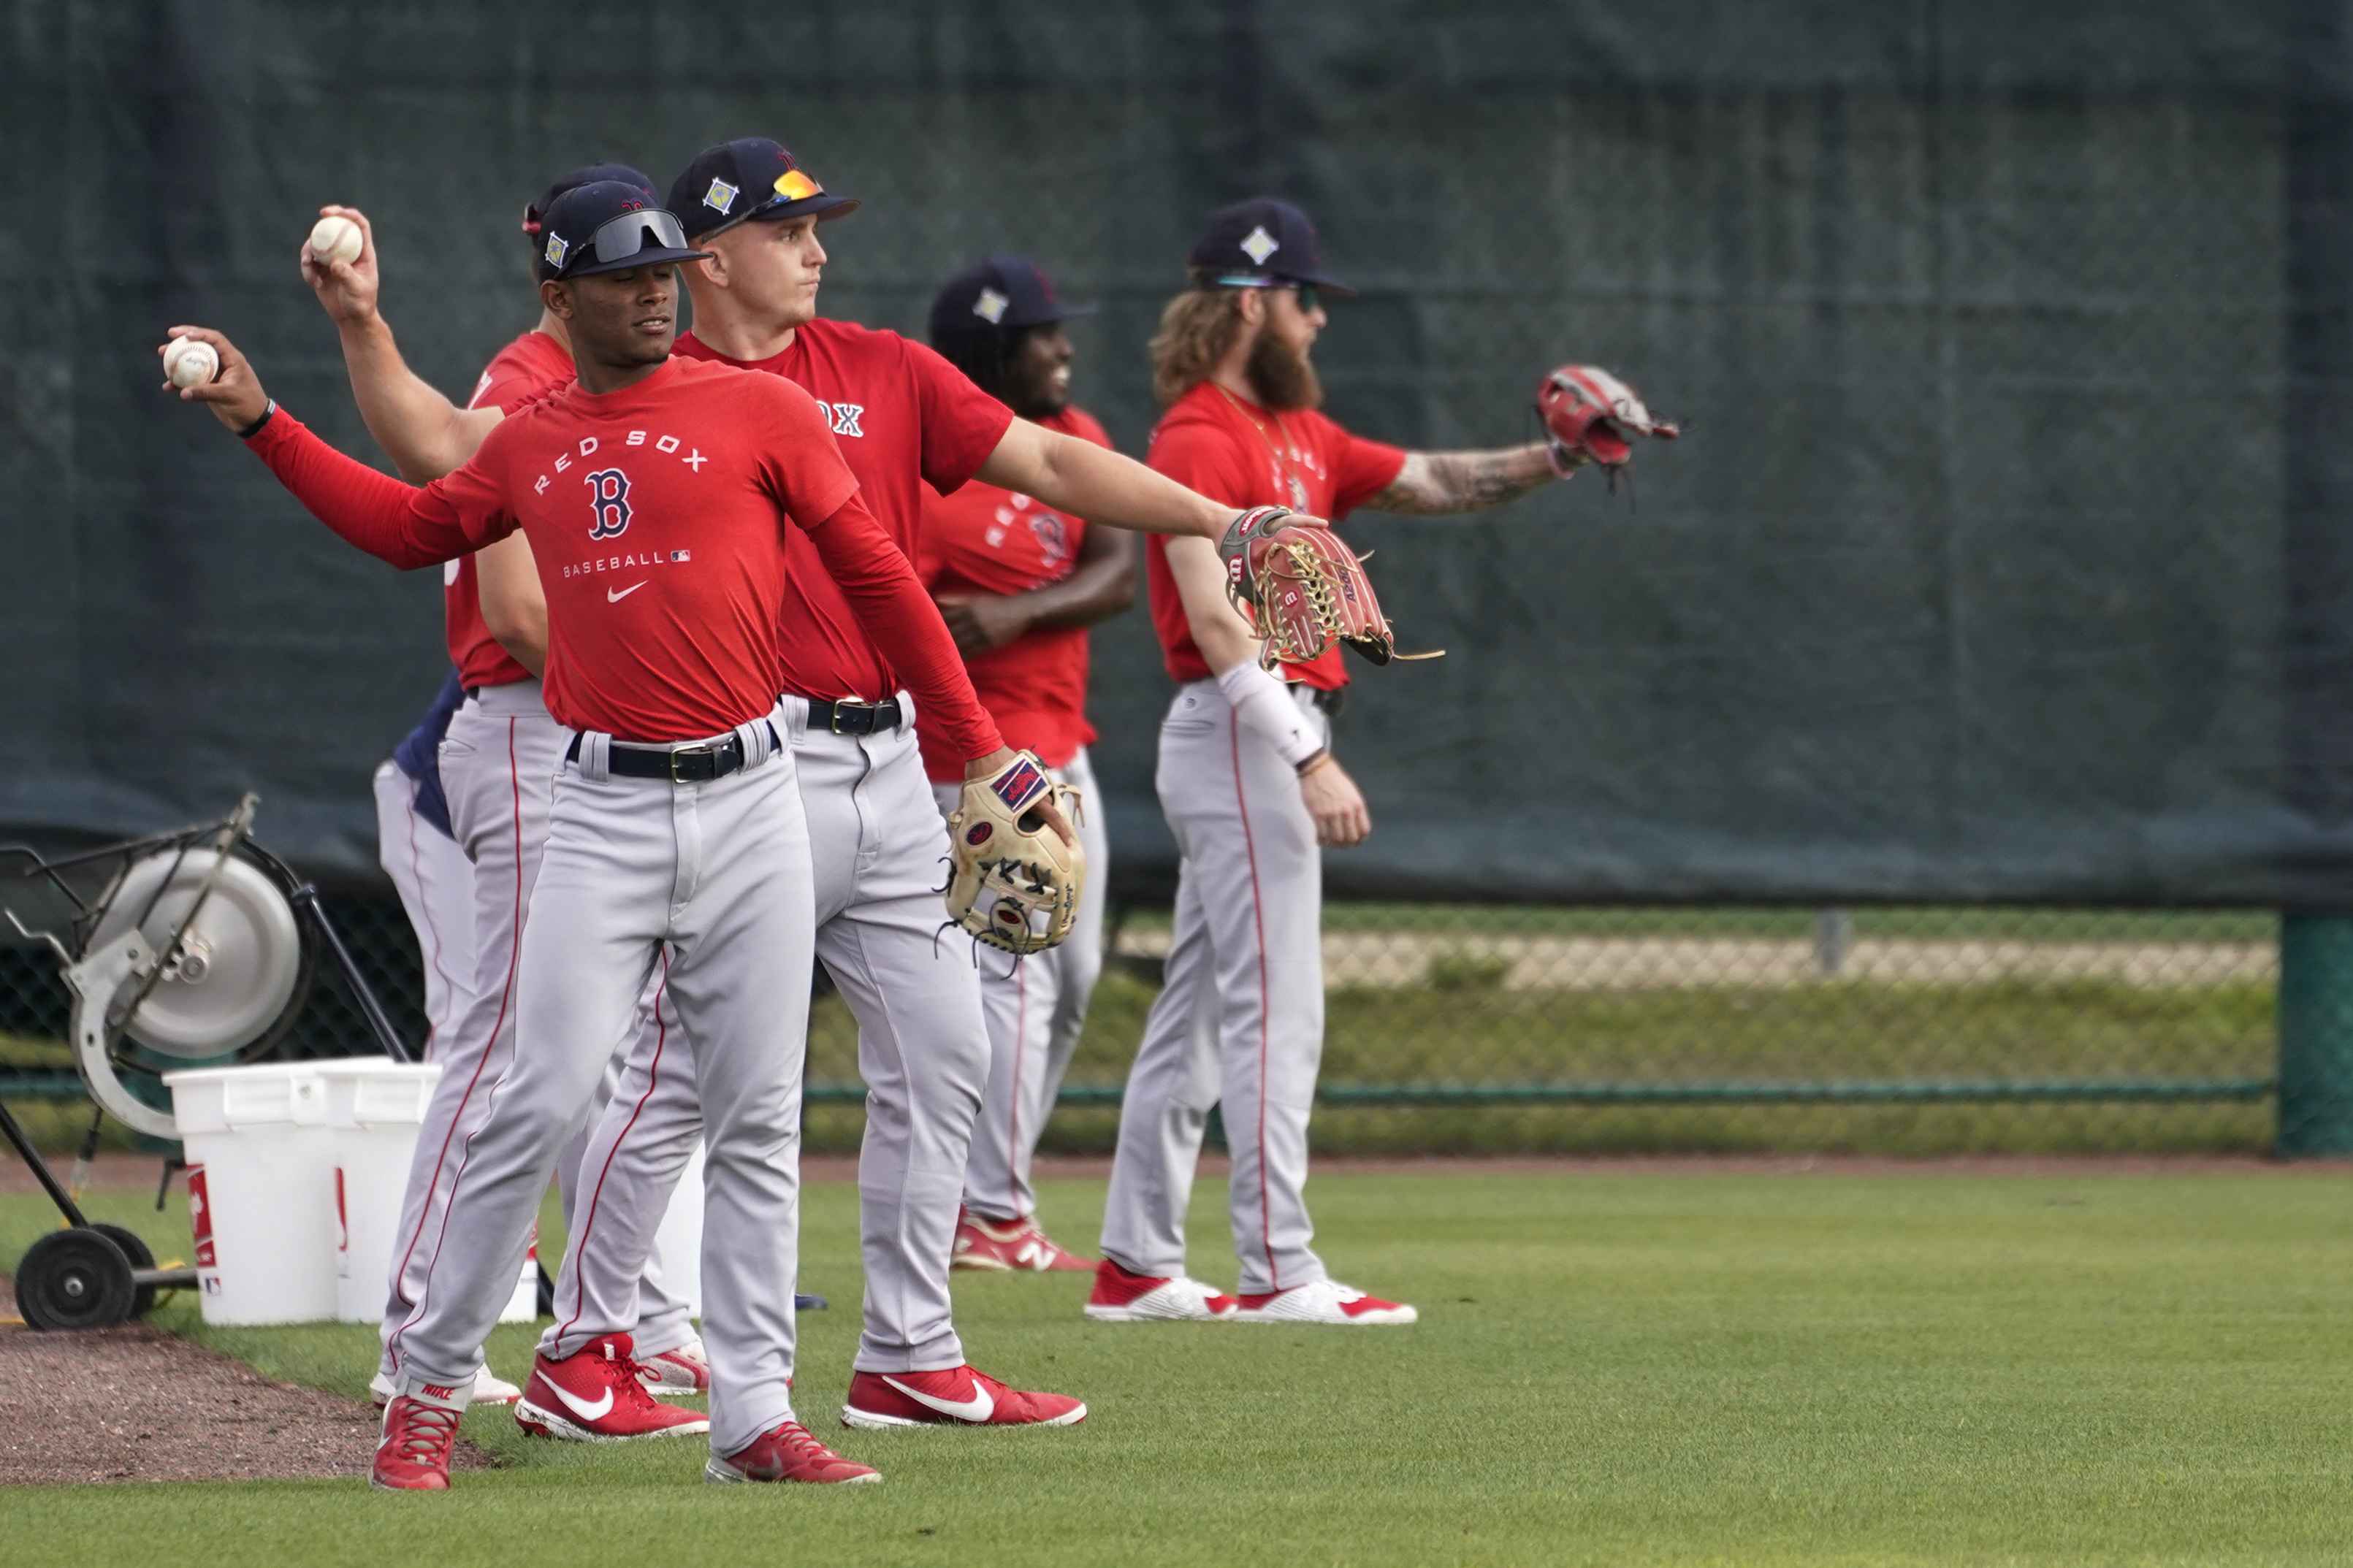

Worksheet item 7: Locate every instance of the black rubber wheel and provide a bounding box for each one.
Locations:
[15,1228,136,1331]
[89,1224,158,1318]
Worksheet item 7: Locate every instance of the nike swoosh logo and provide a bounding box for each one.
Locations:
[607,582,646,603]
[882,1374,993,1423]
[544,1379,614,1422]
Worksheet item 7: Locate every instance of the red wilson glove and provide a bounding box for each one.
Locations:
[1217,507,1438,668]
[1536,364,1679,478]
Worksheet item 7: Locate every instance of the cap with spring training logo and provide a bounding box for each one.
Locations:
[668,139,859,242]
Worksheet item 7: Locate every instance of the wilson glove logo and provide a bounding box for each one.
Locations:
[585,468,633,539]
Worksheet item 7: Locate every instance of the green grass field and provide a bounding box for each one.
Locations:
[7,1166,2353,1565]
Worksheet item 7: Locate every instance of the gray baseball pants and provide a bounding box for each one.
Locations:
[375,681,685,1380]
[1099,679,1332,1297]
[929,746,1109,1224]
[390,713,815,1453]
[541,695,992,1375]
[372,758,477,1059]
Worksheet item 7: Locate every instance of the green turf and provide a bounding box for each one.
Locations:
[7,1169,2353,1565]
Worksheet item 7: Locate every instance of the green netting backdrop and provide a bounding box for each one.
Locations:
[4,0,2351,906]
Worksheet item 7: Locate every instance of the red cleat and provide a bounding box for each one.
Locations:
[706,1420,881,1484]
[514,1334,709,1442]
[370,1390,465,1491]
[842,1364,1086,1430]
[952,1207,1093,1272]
[1083,1258,1239,1322]
[1232,1279,1418,1326]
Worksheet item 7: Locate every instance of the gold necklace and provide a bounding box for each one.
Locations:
[1212,383,1306,508]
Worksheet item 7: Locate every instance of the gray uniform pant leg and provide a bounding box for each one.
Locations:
[1100,681,1330,1296]
[376,686,563,1376]
[372,760,478,1058]
[538,980,705,1362]
[934,746,1111,1224]
[394,722,815,1454]
[799,713,987,1374]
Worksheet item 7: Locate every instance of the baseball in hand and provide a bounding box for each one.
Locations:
[164,336,219,390]
[308,214,362,267]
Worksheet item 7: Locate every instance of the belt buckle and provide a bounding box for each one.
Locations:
[830,700,874,735]
[668,743,716,783]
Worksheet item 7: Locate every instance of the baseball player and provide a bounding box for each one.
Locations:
[533,139,1303,1432]
[165,180,1032,1490]
[373,670,479,1063]
[921,256,1130,1273]
[1091,199,1574,1326]
[302,166,709,1409]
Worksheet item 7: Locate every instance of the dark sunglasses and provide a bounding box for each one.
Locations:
[1213,275,1319,312]
[545,207,693,275]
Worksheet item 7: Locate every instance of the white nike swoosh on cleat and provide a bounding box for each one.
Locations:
[880,1375,994,1423]
[607,582,646,603]
[544,1379,614,1422]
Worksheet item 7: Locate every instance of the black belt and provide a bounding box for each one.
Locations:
[1292,684,1346,718]
[565,725,779,783]
[802,695,904,735]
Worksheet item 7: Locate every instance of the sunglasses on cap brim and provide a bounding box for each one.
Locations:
[1211,275,1323,312]
[546,208,706,276]
[698,167,834,242]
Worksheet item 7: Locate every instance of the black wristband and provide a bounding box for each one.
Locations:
[235,399,278,441]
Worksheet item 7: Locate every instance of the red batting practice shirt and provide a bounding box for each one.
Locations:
[674,320,1015,705]
[1144,380,1406,689]
[914,405,1113,782]
[443,329,576,689]
[244,356,1002,754]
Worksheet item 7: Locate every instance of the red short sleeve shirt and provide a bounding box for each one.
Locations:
[444,329,574,689]
[416,356,859,740]
[1143,381,1406,688]
[674,320,1015,701]
[913,405,1112,779]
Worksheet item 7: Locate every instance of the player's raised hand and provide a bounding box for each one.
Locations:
[158,326,272,433]
[301,204,381,329]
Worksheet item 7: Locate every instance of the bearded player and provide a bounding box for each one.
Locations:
[921,256,1133,1274]
[1090,199,1587,1326]
[164,180,1053,1488]
[300,166,711,1408]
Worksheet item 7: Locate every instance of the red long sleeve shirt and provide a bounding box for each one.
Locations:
[245,356,1003,755]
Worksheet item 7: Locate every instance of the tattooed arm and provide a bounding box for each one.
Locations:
[1365,443,1560,516]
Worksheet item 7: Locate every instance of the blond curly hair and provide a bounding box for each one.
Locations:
[1148,281,1248,408]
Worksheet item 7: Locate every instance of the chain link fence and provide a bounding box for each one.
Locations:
[3,895,2277,1156]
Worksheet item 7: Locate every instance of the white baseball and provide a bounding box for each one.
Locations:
[164,336,219,390]
[309,214,362,267]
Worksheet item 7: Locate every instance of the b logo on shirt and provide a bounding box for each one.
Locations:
[827,403,865,437]
[585,468,633,539]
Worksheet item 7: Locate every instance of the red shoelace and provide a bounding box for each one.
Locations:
[385,1400,462,1463]
[770,1420,848,1461]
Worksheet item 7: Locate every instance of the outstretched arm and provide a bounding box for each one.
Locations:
[302,205,504,483]
[1365,444,1559,516]
[161,326,494,570]
[977,420,1232,540]
[935,522,1137,657]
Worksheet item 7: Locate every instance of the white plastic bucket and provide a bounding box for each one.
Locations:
[166,1062,341,1325]
[318,1060,443,1323]
[649,1141,706,1321]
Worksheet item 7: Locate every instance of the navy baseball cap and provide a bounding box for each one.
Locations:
[1188,198,1353,296]
[523,162,658,251]
[535,182,710,281]
[928,256,1096,343]
[668,139,859,242]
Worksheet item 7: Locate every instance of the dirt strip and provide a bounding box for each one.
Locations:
[0,1293,491,1486]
